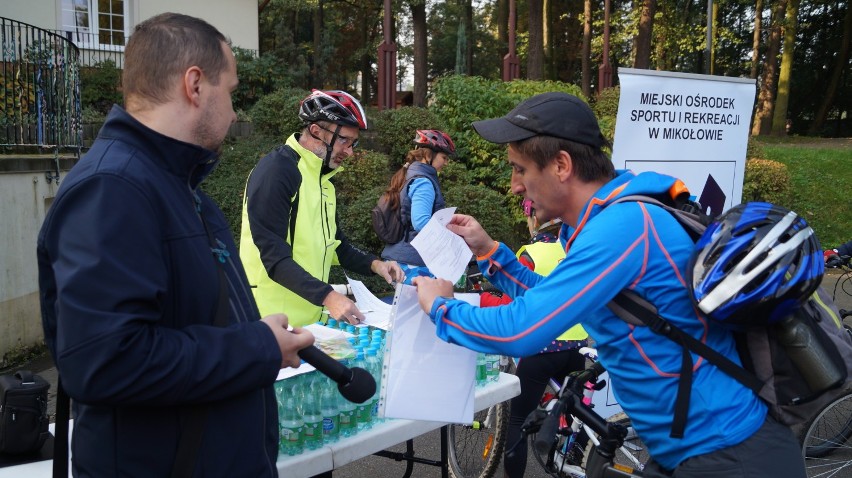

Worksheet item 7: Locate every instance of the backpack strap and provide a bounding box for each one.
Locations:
[399,174,433,230]
[609,290,764,438]
[607,194,710,241]
[53,377,70,478]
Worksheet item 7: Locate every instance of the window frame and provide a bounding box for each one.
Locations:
[59,0,130,52]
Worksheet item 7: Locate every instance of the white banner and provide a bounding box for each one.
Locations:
[611,68,756,216]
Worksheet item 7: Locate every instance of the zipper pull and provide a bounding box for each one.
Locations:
[211,238,230,264]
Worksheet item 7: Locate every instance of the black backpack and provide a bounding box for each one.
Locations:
[605,194,852,438]
[371,193,406,244]
[371,175,430,245]
[0,370,50,455]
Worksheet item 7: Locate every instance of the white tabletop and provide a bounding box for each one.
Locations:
[0,373,520,477]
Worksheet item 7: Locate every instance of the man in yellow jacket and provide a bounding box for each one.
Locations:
[240,90,403,327]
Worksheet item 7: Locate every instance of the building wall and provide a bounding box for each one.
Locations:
[0,1,57,28]
[135,0,259,51]
[0,157,71,364]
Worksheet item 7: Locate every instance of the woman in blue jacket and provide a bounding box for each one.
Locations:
[380,130,456,284]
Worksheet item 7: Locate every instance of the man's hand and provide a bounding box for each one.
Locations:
[323,290,364,325]
[446,214,495,257]
[412,276,455,315]
[372,259,405,284]
[260,314,315,369]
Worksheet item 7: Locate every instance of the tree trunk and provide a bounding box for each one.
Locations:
[528,0,544,79]
[751,0,763,79]
[312,1,324,86]
[771,0,800,135]
[582,0,592,97]
[544,0,552,78]
[466,0,474,75]
[411,1,427,107]
[497,0,509,57]
[751,0,786,136]
[456,0,471,74]
[634,0,656,69]
[809,2,852,135]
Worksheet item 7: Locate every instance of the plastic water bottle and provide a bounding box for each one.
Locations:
[319,377,340,443]
[366,346,383,424]
[301,373,323,450]
[326,318,338,329]
[278,388,304,456]
[354,350,373,430]
[358,330,371,348]
[337,359,358,437]
[476,353,488,387]
[486,354,500,383]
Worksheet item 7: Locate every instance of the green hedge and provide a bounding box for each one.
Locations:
[249,87,310,138]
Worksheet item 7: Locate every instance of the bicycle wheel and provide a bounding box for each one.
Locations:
[583,412,649,475]
[798,392,852,477]
[448,358,515,478]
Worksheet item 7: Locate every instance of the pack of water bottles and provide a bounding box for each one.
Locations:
[275,321,387,457]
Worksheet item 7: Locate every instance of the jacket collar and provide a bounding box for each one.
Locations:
[562,170,683,250]
[287,133,343,180]
[99,105,220,188]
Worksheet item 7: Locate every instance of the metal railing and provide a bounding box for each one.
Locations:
[1,17,82,152]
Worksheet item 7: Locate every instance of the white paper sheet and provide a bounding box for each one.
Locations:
[346,276,393,329]
[410,207,472,282]
[379,284,476,423]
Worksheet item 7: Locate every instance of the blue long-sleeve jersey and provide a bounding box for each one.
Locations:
[428,171,766,469]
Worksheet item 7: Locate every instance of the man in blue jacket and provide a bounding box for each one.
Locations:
[37,13,314,477]
[413,92,805,477]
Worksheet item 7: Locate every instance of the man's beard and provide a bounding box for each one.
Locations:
[193,117,224,153]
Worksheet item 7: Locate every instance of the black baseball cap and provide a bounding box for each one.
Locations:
[472,92,605,148]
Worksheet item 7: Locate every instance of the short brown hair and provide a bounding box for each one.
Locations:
[512,135,615,183]
[122,13,228,106]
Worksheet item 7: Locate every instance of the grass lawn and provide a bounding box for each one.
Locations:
[756,137,852,249]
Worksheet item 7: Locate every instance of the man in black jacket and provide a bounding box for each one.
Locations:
[38,13,313,476]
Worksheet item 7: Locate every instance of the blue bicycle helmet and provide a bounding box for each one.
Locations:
[688,202,824,327]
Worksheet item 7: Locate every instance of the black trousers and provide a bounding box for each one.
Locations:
[503,349,586,478]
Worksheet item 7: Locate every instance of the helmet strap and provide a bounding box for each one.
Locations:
[309,123,342,167]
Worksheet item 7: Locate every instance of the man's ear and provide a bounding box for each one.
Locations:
[552,150,573,182]
[183,66,204,106]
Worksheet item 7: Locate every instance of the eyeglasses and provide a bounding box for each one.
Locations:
[317,124,359,149]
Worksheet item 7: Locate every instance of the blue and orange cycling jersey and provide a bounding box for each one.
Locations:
[426,170,767,470]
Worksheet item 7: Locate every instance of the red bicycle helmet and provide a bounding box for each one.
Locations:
[413,129,456,156]
[299,89,368,130]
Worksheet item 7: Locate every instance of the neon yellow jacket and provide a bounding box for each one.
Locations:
[516,241,588,341]
[239,134,376,326]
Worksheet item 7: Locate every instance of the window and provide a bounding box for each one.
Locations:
[60,0,128,48]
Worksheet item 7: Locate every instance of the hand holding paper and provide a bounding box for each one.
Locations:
[412,276,455,314]
[445,214,496,257]
[410,207,473,282]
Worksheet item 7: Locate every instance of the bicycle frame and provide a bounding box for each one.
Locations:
[527,362,644,478]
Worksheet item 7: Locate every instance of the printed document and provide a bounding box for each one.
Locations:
[347,276,393,329]
[410,207,472,282]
